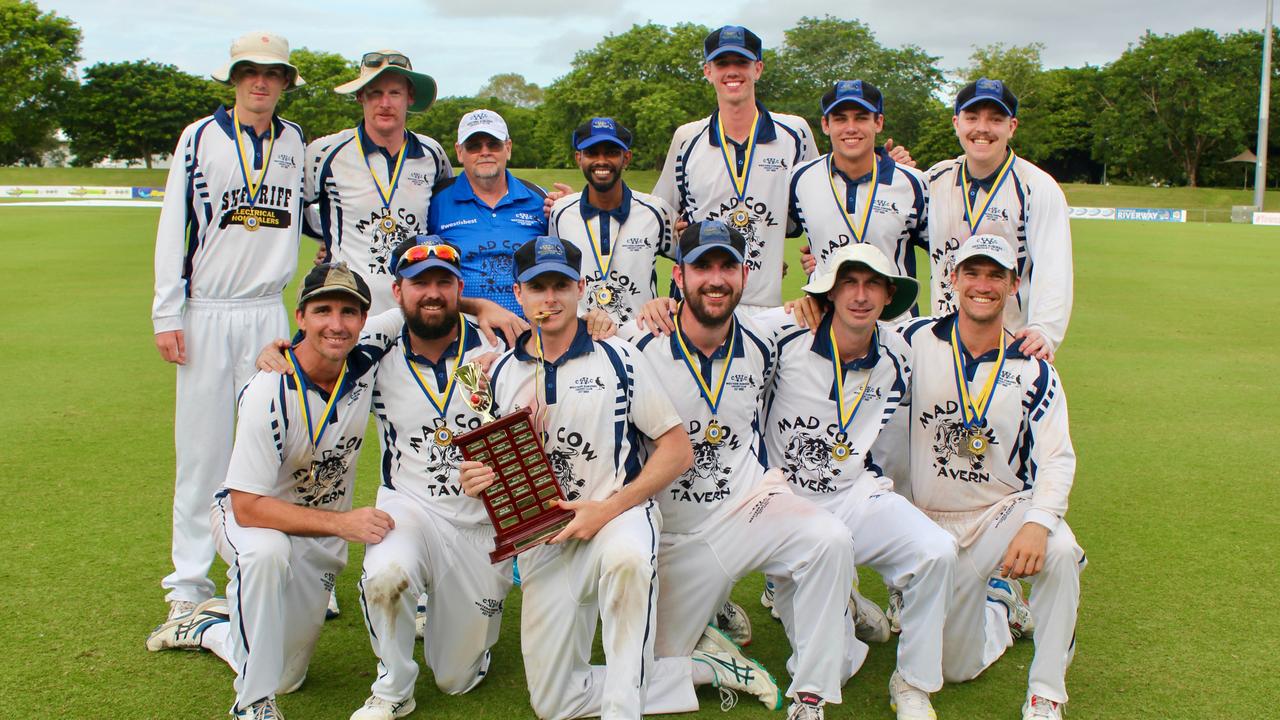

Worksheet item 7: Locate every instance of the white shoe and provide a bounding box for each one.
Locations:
[889,670,937,720]
[988,576,1034,638]
[786,699,825,719]
[146,597,228,651]
[414,602,426,639]
[760,580,780,621]
[350,695,416,720]
[692,625,783,711]
[886,588,903,634]
[231,697,284,719]
[1022,694,1064,719]
[166,599,197,621]
[851,587,891,643]
[715,599,753,646]
[326,589,340,620]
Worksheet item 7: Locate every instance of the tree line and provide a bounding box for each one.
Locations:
[3,0,1277,187]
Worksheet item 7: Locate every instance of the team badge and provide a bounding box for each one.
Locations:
[704,420,725,445]
[830,441,852,462]
[434,426,454,446]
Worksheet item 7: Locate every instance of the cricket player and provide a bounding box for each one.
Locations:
[150,31,308,635]
[461,236,772,719]
[926,78,1072,361]
[147,263,396,720]
[549,117,676,324]
[627,221,857,720]
[790,80,928,318]
[760,244,958,720]
[897,234,1083,720]
[305,50,452,314]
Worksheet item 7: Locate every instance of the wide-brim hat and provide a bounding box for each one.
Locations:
[801,244,919,320]
[334,50,437,112]
[211,31,305,89]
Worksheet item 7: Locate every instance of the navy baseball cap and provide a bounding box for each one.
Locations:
[821,80,883,116]
[391,234,463,280]
[573,117,633,151]
[514,236,582,282]
[677,220,746,264]
[955,78,1019,117]
[704,25,761,62]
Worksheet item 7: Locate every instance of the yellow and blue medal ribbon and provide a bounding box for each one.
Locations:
[355,129,408,230]
[948,322,1006,432]
[960,150,1015,236]
[286,349,348,451]
[403,317,467,442]
[673,306,736,444]
[716,110,760,223]
[826,153,879,245]
[232,108,276,228]
[583,215,615,305]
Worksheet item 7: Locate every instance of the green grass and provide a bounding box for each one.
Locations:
[0,203,1277,719]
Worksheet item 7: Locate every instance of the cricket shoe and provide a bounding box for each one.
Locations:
[715,599,753,646]
[987,576,1035,638]
[692,624,783,710]
[350,695,416,720]
[146,597,228,651]
[232,697,284,719]
[886,588,903,634]
[165,599,197,621]
[415,602,426,639]
[851,587,891,643]
[786,696,825,719]
[889,670,937,720]
[760,580,780,620]
[1022,695,1064,720]
[326,589,340,620]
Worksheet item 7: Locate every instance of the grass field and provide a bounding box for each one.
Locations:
[1,198,1278,719]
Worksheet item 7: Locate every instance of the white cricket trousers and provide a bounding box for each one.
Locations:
[210,492,347,711]
[358,490,513,704]
[164,294,289,604]
[518,500,698,720]
[655,482,855,703]
[930,497,1085,704]
[773,482,957,693]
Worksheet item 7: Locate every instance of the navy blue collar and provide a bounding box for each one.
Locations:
[214,105,285,141]
[667,313,746,362]
[399,319,481,367]
[809,311,881,370]
[451,169,536,208]
[707,101,778,147]
[579,183,633,225]
[356,122,426,160]
[954,148,1013,192]
[930,313,1029,362]
[285,352,362,404]
[514,319,595,365]
[830,147,897,186]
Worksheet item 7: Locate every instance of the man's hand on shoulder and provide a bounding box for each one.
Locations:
[1013,328,1055,362]
[543,182,573,217]
[635,297,678,336]
[884,139,915,168]
[256,339,293,373]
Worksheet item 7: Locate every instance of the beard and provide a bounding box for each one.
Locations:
[403,304,458,340]
[584,164,620,194]
[684,286,740,327]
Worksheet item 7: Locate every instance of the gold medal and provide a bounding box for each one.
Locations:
[704,420,725,445]
[728,207,751,229]
[966,431,987,458]
[243,214,260,232]
[379,214,398,233]
[434,426,454,446]
[595,286,614,306]
[830,442,851,462]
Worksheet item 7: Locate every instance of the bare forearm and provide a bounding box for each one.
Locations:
[229,491,342,537]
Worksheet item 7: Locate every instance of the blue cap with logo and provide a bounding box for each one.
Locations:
[677,220,746,264]
[514,236,582,282]
[704,25,762,62]
[955,78,1019,117]
[821,80,883,116]
[572,117,633,151]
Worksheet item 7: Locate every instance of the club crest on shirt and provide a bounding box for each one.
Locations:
[781,430,850,494]
[357,209,416,276]
[294,435,362,506]
[405,421,465,496]
[928,416,994,482]
[273,153,296,170]
[709,197,778,272]
[669,420,737,503]
[759,157,788,173]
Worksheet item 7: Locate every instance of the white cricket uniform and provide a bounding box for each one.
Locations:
[153,106,305,605]
[926,152,1073,351]
[488,321,698,719]
[897,315,1084,704]
[304,125,453,314]
[627,314,855,704]
[653,103,818,309]
[359,317,514,704]
[759,309,956,693]
[548,184,676,325]
[207,335,388,712]
[789,149,928,320]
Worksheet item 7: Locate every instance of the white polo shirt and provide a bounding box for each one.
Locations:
[789,148,928,310]
[762,311,910,504]
[488,320,682,503]
[653,103,817,308]
[549,183,676,324]
[371,316,505,529]
[897,314,1076,538]
[926,152,1073,351]
[153,106,306,333]
[627,312,775,534]
[304,124,453,313]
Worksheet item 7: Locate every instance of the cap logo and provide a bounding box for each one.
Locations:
[976,78,1004,97]
[536,239,566,259]
[837,80,862,97]
[722,26,745,43]
[701,221,732,245]
[591,117,614,130]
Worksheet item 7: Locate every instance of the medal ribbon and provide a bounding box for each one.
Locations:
[672,305,736,416]
[402,316,467,418]
[285,349,348,449]
[355,129,408,214]
[232,108,276,208]
[826,154,879,244]
[582,215,614,281]
[829,326,875,435]
[948,322,1006,430]
[716,110,760,205]
[960,150,1015,236]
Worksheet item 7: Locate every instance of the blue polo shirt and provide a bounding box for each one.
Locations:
[427,170,548,316]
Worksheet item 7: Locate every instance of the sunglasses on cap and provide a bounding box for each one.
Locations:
[361,52,411,70]
[396,243,460,270]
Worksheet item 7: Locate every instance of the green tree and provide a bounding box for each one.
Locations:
[476,73,544,108]
[0,0,80,165]
[407,96,545,169]
[276,48,361,140]
[62,60,222,168]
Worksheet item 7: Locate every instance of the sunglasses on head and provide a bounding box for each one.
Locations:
[397,243,460,271]
[362,52,411,70]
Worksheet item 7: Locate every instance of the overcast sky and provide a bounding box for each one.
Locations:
[40,0,1267,96]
